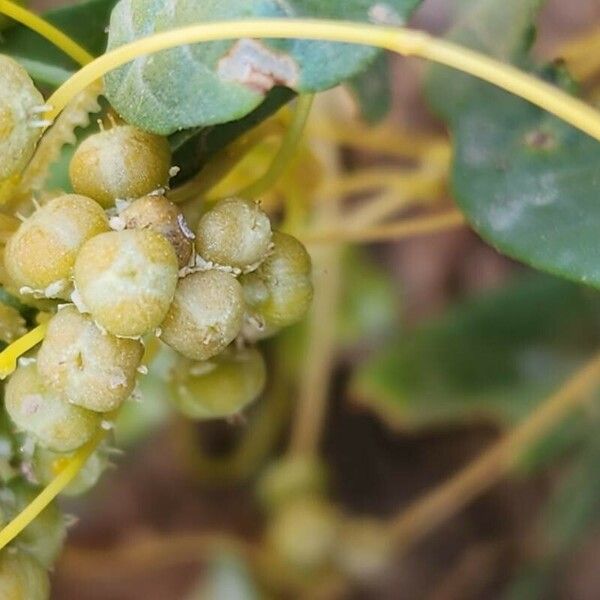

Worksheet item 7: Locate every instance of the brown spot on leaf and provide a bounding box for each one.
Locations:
[523,129,557,151]
[218,39,299,95]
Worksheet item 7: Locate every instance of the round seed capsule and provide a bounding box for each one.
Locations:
[119,194,193,268]
[170,347,266,420]
[32,446,106,497]
[5,363,100,452]
[37,307,143,412]
[69,125,171,208]
[195,197,271,271]
[160,270,244,361]
[267,497,339,572]
[257,456,327,513]
[73,229,179,337]
[0,55,45,181]
[4,194,109,297]
[334,518,393,582]
[2,481,66,569]
[0,550,49,600]
[241,232,313,329]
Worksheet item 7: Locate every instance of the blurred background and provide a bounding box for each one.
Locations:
[19,0,600,598]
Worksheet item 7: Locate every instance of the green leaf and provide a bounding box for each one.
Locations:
[346,52,393,123]
[351,274,600,430]
[104,0,422,134]
[426,0,600,288]
[0,0,117,87]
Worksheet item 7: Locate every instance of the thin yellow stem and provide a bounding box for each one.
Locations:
[235,94,314,199]
[0,429,105,552]
[44,20,600,142]
[0,0,93,66]
[0,321,48,379]
[390,350,600,548]
[304,209,465,245]
[311,120,445,158]
[288,138,343,457]
[323,168,441,198]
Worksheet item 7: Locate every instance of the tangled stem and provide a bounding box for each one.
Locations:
[43,20,600,141]
[304,209,466,245]
[235,94,315,200]
[390,350,600,549]
[0,0,93,66]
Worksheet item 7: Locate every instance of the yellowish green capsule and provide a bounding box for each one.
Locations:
[267,496,339,572]
[69,125,171,208]
[37,307,143,412]
[160,270,244,361]
[120,194,194,268]
[5,363,100,453]
[73,229,179,337]
[241,232,313,330]
[0,55,45,181]
[169,346,266,420]
[195,197,271,271]
[4,194,109,298]
[0,550,49,600]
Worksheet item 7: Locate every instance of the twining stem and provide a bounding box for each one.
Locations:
[0,429,106,551]
[389,350,600,549]
[0,0,93,66]
[0,322,47,379]
[288,138,343,457]
[304,209,465,245]
[312,120,446,158]
[44,20,600,142]
[236,94,315,199]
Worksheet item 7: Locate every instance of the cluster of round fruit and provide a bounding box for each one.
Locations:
[3,124,312,430]
[0,53,313,593]
[257,456,393,583]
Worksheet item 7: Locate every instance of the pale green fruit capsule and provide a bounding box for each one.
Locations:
[1,481,66,569]
[267,497,339,572]
[32,446,106,497]
[160,270,244,361]
[0,550,50,600]
[241,232,313,330]
[0,55,45,181]
[120,194,194,268]
[4,194,109,297]
[73,229,179,337]
[69,124,172,208]
[5,364,100,452]
[195,197,272,271]
[169,346,266,420]
[37,307,143,412]
[257,456,327,513]
[334,518,393,582]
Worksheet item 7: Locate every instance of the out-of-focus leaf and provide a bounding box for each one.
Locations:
[0,0,116,86]
[337,248,398,348]
[105,0,422,134]
[346,52,393,124]
[187,553,259,600]
[351,274,600,430]
[426,0,600,289]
